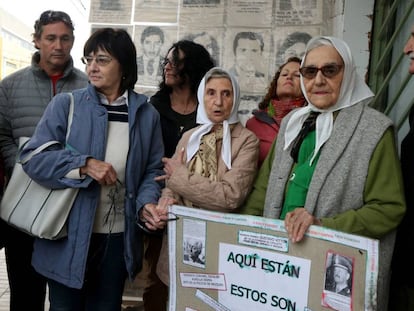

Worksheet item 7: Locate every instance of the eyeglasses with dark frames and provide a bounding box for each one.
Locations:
[81,55,113,66]
[103,179,124,232]
[162,58,184,68]
[299,64,343,79]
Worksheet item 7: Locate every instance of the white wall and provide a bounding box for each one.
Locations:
[342,0,375,79]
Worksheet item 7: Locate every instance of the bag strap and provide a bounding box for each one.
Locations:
[19,93,75,165]
[66,92,74,142]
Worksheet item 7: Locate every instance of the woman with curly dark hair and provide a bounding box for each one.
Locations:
[246,56,305,166]
[150,40,216,157]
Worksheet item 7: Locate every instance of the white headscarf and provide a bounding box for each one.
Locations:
[186,67,241,169]
[283,36,374,164]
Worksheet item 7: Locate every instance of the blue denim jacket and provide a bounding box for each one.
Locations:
[22,84,164,288]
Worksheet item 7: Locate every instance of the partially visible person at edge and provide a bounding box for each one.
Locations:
[389,24,414,311]
[20,28,168,310]
[142,39,215,311]
[246,56,305,167]
[0,155,5,250]
[0,10,88,311]
[240,36,406,310]
[155,67,259,305]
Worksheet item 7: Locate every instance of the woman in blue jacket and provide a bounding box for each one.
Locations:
[21,28,168,310]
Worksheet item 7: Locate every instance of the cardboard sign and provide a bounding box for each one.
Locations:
[167,205,378,311]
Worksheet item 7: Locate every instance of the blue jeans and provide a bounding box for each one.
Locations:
[48,233,127,311]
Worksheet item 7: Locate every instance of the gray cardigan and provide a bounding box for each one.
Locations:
[0,52,88,176]
[264,102,401,310]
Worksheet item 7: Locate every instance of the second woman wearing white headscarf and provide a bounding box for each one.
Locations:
[154,67,259,290]
[156,67,259,210]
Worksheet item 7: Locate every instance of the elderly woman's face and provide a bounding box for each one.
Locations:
[301,45,344,109]
[204,77,234,123]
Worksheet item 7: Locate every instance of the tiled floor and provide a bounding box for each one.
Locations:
[0,248,144,310]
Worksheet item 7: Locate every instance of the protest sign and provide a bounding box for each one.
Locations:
[167,205,378,311]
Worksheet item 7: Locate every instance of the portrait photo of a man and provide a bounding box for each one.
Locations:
[100,0,121,10]
[324,254,353,297]
[276,31,312,65]
[227,31,267,92]
[183,239,205,267]
[183,31,220,65]
[137,26,165,85]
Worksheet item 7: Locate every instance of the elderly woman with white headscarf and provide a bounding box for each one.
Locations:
[154,67,259,288]
[241,36,405,310]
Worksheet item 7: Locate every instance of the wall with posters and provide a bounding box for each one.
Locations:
[88,0,374,123]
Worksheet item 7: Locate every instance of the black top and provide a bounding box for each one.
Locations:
[390,104,414,286]
[150,90,197,157]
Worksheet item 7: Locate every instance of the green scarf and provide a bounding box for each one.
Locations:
[280,130,320,219]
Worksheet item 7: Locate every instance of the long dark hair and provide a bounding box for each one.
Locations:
[258,56,301,110]
[158,40,215,95]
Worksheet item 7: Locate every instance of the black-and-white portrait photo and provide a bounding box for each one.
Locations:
[324,254,353,297]
[227,31,267,92]
[183,239,205,266]
[183,31,220,65]
[137,26,165,85]
[279,0,317,11]
[100,0,122,10]
[238,94,262,126]
[183,0,220,4]
[276,31,312,65]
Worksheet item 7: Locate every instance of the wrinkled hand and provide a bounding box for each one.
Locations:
[80,158,117,185]
[154,147,185,182]
[284,207,321,243]
[139,197,177,231]
[139,203,169,231]
[156,196,177,216]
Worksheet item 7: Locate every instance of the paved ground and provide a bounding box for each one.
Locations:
[0,248,9,310]
[0,248,144,310]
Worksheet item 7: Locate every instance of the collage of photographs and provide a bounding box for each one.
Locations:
[89,0,325,124]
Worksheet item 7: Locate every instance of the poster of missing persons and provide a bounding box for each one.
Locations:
[167,205,379,311]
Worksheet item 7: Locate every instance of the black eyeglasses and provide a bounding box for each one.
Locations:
[81,55,113,66]
[162,58,184,68]
[299,64,343,79]
[103,179,124,232]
